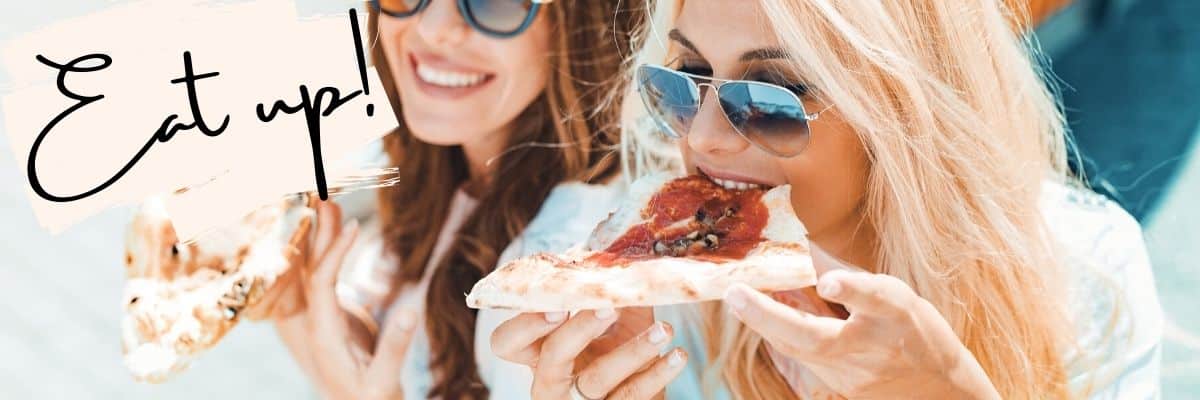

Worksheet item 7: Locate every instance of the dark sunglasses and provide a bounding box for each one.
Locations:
[636,64,831,158]
[370,0,550,38]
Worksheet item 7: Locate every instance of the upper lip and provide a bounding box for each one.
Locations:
[696,165,777,188]
[409,51,492,76]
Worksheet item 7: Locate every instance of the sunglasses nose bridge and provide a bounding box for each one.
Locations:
[692,82,743,137]
[693,82,725,116]
[691,81,723,118]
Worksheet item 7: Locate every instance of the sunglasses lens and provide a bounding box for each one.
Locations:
[376,0,423,15]
[464,0,535,34]
[718,82,810,156]
[638,66,699,139]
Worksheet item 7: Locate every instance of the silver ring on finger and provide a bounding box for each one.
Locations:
[571,374,605,400]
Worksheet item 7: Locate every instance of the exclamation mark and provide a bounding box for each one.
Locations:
[349,8,374,117]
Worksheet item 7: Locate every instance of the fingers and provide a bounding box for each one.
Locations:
[288,213,315,256]
[307,219,360,351]
[238,214,314,320]
[303,218,363,385]
[771,287,824,315]
[286,214,315,274]
[532,309,620,396]
[241,264,299,320]
[491,312,568,366]
[724,284,844,358]
[607,349,688,400]
[311,201,344,266]
[816,269,916,317]
[362,308,418,400]
[575,321,674,399]
[772,286,851,320]
[310,219,359,297]
[269,268,308,319]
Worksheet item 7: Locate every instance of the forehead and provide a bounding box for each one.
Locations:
[675,0,778,62]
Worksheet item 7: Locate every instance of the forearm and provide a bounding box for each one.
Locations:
[942,348,1002,400]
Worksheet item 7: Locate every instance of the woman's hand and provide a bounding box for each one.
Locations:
[240,211,312,320]
[724,247,1001,400]
[274,201,417,400]
[491,308,686,400]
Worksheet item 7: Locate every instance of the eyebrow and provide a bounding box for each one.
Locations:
[668,29,791,62]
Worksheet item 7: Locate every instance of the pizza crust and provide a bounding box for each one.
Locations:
[466,242,814,312]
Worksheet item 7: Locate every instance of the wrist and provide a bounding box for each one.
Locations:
[943,347,1001,400]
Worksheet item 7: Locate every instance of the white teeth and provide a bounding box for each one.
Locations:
[416,63,487,88]
[710,177,760,191]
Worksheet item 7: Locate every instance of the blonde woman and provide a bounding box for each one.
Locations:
[490,0,1162,399]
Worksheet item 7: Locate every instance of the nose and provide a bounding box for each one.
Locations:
[686,90,751,156]
[415,0,470,46]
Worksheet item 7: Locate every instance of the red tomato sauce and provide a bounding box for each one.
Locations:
[587,175,768,265]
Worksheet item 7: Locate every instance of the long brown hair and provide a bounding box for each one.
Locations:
[368,2,649,398]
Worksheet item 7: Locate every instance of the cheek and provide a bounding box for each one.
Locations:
[494,54,547,110]
[379,19,414,97]
[492,24,552,110]
[780,123,871,234]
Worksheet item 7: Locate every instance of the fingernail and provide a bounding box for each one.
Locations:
[544,311,567,323]
[668,349,686,367]
[724,286,747,312]
[648,322,669,344]
[818,275,841,298]
[345,219,359,231]
[594,308,616,320]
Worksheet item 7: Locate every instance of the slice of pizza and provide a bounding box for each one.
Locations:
[120,193,313,383]
[466,173,815,312]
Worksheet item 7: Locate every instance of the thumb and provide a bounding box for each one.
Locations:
[363,307,418,396]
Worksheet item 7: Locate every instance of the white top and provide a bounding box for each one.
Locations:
[1042,181,1163,399]
[478,180,1164,399]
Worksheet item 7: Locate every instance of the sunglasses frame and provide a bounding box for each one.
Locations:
[637,64,831,158]
[370,0,551,38]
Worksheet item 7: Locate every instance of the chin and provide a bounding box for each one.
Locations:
[400,111,485,146]
[406,123,477,146]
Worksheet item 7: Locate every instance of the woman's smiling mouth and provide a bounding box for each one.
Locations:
[696,165,777,191]
[408,52,495,99]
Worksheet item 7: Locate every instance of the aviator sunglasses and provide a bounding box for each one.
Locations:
[370,0,551,38]
[636,64,832,158]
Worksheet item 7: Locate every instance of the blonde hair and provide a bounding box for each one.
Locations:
[634,0,1084,398]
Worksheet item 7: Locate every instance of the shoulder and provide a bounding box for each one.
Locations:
[1040,180,1153,288]
[1039,180,1141,250]
[1039,180,1163,397]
